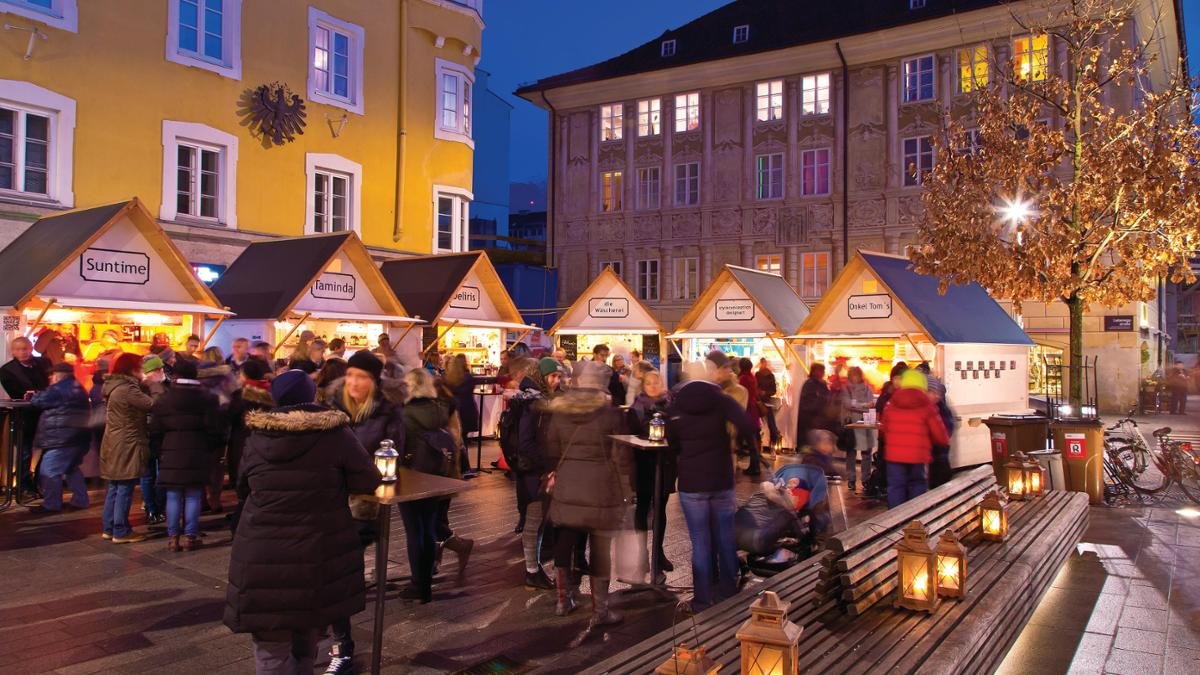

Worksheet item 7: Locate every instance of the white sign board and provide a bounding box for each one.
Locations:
[848,294,893,319]
[588,297,629,319]
[450,285,481,310]
[715,299,756,321]
[440,270,507,323]
[79,247,151,285]
[310,272,356,301]
[292,251,386,316]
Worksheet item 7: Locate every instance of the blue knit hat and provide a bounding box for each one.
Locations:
[271,369,316,407]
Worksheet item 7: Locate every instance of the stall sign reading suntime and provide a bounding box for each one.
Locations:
[79,247,150,285]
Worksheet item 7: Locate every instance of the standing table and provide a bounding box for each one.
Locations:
[362,469,472,674]
[0,400,33,510]
[472,378,500,472]
[609,434,675,600]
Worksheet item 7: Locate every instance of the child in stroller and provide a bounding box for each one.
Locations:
[733,463,831,577]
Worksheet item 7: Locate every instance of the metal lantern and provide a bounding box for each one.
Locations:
[1023,455,1046,497]
[1004,451,1028,500]
[736,591,802,675]
[935,530,968,599]
[648,411,667,443]
[894,520,939,613]
[979,490,1009,542]
[655,643,720,675]
[374,439,398,482]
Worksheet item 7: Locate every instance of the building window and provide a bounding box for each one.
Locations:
[1013,34,1050,82]
[661,39,676,57]
[909,0,926,8]
[637,98,660,137]
[600,259,622,277]
[755,153,783,200]
[755,80,784,122]
[801,73,830,116]
[637,259,660,301]
[0,0,77,32]
[902,55,936,102]
[674,162,699,206]
[674,92,700,132]
[166,0,243,79]
[801,148,831,196]
[959,128,982,155]
[674,256,698,300]
[308,8,364,114]
[957,45,989,93]
[755,254,782,274]
[435,59,474,147]
[902,135,935,186]
[600,103,623,142]
[733,24,749,44]
[636,167,660,210]
[601,170,623,212]
[160,120,237,227]
[434,188,470,253]
[0,106,48,197]
[800,252,830,298]
[305,153,362,235]
[0,81,75,206]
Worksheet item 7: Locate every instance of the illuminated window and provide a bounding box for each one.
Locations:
[1013,34,1049,82]
[637,259,660,301]
[675,256,699,300]
[308,8,364,114]
[957,45,989,92]
[902,55,936,102]
[800,252,830,298]
[755,153,783,200]
[674,162,699,205]
[755,80,784,122]
[637,98,661,136]
[801,148,831,196]
[903,135,935,186]
[600,103,623,141]
[435,59,474,146]
[674,92,700,132]
[601,170,623,212]
[801,73,830,115]
[755,254,782,274]
[636,166,660,209]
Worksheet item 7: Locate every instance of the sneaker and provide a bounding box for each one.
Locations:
[101,532,112,540]
[524,568,554,590]
[112,533,147,544]
[323,655,354,675]
[462,470,479,480]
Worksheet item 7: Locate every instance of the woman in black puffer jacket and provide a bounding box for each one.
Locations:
[224,370,380,674]
[150,359,223,551]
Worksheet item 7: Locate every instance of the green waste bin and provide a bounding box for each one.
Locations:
[983,415,1051,484]
[1051,418,1105,504]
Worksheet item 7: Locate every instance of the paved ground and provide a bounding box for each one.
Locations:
[3,410,1199,674]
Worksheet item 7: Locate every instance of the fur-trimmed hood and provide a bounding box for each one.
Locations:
[240,383,275,408]
[198,363,232,380]
[245,404,351,464]
[544,388,609,416]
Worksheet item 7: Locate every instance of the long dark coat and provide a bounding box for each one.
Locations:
[99,374,153,481]
[223,405,381,634]
[150,381,223,488]
[544,388,632,533]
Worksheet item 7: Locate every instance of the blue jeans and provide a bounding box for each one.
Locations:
[38,445,89,511]
[679,489,738,610]
[398,500,440,595]
[886,462,928,508]
[140,457,161,517]
[102,480,137,538]
[165,487,203,538]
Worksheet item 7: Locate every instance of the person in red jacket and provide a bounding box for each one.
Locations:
[737,357,763,474]
[879,369,949,508]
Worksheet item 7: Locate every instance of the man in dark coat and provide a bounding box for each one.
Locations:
[224,370,380,674]
[2,335,51,494]
[28,363,91,513]
[795,363,831,451]
[151,359,223,551]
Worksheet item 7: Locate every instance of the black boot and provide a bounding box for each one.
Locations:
[554,568,579,616]
[588,577,623,628]
[443,535,474,586]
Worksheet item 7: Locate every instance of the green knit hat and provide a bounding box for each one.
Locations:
[899,369,928,391]
[141,354,164,374]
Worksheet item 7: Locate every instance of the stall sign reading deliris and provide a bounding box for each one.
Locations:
[450,286,481,310]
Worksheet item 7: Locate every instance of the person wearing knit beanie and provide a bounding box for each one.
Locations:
[346,350,383,384]
[142,354,164,375]
[271,370,317,407]
[110,352,144,378]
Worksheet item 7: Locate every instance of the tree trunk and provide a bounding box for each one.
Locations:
[1066,294,1084,410]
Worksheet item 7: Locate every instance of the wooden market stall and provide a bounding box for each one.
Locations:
[208,232,420,363]
[547,265,667,369]
[669,264,810,388]
[0,198,233,377]
[790,251,1034,468]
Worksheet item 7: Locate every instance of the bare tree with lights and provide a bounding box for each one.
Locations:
[911,0,1200,408]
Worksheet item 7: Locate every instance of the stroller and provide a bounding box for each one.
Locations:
[734,464,830,577]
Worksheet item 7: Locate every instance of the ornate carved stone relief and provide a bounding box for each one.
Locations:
[751,207,778,237]
[596,218,625,242]
[631,216,661,240]
[562,219,589,243]
[777,207,805,245]
[897,195,924,224]
[712,208,741,237]
[848,198,886,227]
[598,142,625,167]
[669,214,701,239]
[808,203,834,230]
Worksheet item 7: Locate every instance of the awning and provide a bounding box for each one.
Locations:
[668,331,773,339]
[286,311,422,324]
[37,296,234,316]
[553,328,659,336]
[786,332,911,340]
[443,318,537,331]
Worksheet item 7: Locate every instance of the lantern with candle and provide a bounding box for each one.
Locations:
[736,591,802,675]
[1023,455,1046,497]
[648,411,667,443]
[894,520,939,613]
[979,490,1009,542]
[654,643,719,675]
[934,530,968,599]
[375,439,398,482]
[1004,451,1028,500]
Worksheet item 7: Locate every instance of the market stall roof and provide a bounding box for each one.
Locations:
[669,265,810,338]
[0,198,229,314]
[212,231,415,323]
[379,251,533,330]
[792,251,1033,345]
[548,265,665,336]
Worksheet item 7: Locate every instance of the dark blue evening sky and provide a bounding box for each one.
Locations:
[482,0,1200,184]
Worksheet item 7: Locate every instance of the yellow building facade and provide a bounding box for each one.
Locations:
[0,0,482,260]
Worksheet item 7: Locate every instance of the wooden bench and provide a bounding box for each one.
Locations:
[586,470,1089,674]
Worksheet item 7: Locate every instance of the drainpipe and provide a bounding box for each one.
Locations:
[539,90,558,268]
[392,0,409,243]
[835,41,850,266]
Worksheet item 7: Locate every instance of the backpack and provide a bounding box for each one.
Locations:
[409,428,457,477]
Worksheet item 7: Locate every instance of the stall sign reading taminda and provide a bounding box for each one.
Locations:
[587,297,629,319]
[79,247,151,285]
[310,272,356,301]
[848,294,893,319]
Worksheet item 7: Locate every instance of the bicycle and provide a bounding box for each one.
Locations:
[1104,416,1151,476]
[1107,426,1200,504]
